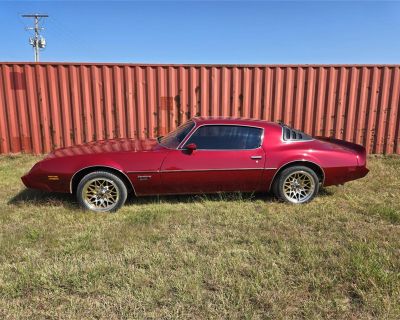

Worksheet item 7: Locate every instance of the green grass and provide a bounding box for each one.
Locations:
[0,155,399,319]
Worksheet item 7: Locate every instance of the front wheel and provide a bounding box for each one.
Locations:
[273,166,319,204]
[77,171,128,212]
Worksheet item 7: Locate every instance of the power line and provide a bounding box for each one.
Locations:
[21,13,49,62]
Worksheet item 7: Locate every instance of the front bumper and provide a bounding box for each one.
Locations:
[21,172,53,191]
[21,174,30,188]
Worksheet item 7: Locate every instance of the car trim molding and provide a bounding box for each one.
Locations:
[127,168,276,174]
[162,168,274,172]
[69,165,136,195]
[127,170,159,173]
[268,160,325,191]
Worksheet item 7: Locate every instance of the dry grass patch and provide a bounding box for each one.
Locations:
[0,155,399,319]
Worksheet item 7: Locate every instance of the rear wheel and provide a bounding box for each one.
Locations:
[77,171,127,212]
[273,166,319,204]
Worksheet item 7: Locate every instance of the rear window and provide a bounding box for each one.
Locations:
[281,125,313,141]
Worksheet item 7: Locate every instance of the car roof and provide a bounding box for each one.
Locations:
[192,116,281,129]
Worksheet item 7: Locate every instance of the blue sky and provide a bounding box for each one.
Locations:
[2,1,400,64]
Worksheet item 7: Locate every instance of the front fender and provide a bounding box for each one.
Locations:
[67,155,128,193]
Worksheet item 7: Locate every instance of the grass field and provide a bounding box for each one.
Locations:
[0,155,399,319]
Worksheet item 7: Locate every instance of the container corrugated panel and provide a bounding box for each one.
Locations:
[0,63,399,154]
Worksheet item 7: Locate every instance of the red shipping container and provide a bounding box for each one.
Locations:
[0,62,399,154]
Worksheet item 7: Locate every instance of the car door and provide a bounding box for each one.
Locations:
[160,124,266,194]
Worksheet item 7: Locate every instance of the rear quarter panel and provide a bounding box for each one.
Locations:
[261,125,359,189]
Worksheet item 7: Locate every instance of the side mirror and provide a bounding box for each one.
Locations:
[185,143,197,153]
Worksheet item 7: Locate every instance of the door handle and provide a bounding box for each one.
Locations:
[250,156,262,160]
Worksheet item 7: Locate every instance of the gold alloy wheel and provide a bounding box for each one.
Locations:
[82,178,120,211]
[282,171,315,203]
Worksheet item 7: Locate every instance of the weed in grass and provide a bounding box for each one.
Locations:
[126,208,164,226]
[366,204,400,224]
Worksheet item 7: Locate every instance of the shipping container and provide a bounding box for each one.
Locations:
[0,62,399,154]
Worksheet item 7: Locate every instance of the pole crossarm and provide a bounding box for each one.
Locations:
[21,14,49,18]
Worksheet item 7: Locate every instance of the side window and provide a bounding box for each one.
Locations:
[185,125,263,150]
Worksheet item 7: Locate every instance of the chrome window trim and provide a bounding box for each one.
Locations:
[69,165,136,195]
[281,140,315,144]
[178,123,265,151]
[180,148,264,151]
[267,160,325,191]
[156,120,196,150]
[176,121,199,149]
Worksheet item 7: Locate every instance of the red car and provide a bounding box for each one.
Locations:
[22,117,369,212]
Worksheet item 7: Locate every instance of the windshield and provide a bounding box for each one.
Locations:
[158,121,195,149]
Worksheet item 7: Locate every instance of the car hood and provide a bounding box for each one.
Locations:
[48,138,161,158]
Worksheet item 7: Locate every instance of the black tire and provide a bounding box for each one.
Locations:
[271,174,280,198]
[272,166,319,204]
[76,171,128,212]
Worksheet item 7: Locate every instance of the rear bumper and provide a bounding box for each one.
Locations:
[324,165,369,186]
[348,166,369,181]
[357,166,369,178]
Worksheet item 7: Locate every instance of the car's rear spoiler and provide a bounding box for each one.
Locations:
[315,136,367,166]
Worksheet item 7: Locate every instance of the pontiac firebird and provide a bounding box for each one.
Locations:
[21,117,369,212]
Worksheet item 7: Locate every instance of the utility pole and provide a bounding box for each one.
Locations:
[21,14,48,62]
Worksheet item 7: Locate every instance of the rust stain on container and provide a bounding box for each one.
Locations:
[160,96,173,110]
[0,62,399,154]
[10,71,26,90]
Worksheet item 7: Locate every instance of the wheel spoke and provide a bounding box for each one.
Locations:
[82,178,120,211]
[282,170,315,203]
